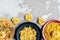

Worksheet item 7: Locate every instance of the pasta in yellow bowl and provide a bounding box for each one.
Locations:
[42,20,60,40]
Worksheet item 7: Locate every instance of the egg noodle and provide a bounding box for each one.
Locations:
[44,22,60,40]
[20,26,37,40]
[0,18,15,40]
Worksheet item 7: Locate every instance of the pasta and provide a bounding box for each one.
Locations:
[44,22,60,40]
[37,18,45,25]
[12,17,20,25]
[24,13,33,21]
[20,26,37,40]
[0,31,6,38]
[0,18,15,40]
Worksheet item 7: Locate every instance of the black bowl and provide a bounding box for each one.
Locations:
[15,22,41,40]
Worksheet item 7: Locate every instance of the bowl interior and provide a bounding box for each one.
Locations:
[42,20,60,40]
[15,22,41,40]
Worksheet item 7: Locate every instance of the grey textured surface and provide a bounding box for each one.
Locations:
[0,0,59,20]
[24,0,59,20]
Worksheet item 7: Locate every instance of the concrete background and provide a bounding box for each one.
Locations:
[0,0,59,20]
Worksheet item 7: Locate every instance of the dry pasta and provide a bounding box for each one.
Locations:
[24,13,33,22]
[44,22,60,40]
[0,18,15,40]
[20,26,37,40]
[12,17,20,25]
[37,18,45,25]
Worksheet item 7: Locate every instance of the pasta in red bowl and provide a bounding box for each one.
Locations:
[42,20,60,40]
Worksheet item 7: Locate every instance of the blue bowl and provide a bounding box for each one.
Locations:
[15,22,41,40]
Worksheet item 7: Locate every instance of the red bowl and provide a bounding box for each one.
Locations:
[42,20,60,40]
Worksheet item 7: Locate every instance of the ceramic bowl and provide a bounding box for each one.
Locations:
[15,22,41,40]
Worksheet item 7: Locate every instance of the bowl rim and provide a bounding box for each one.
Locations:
[42,20,60,40]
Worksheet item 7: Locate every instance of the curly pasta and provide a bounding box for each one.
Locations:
[20,26,37,40]
[44,22,60,40]
[0,18,15,40]
[24,13,33,22]
[12,17,20,25]
[37,18,45,25]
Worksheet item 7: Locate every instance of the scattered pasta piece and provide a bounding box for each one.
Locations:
[37,18,45,25]
[20,26,37,40]
[24,13,33,22]
[12,17,20,25]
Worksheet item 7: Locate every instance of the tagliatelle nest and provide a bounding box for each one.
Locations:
[24,13,33,22]
[0,18,15,40]
[37,18,45,25]
[12,17,20,25]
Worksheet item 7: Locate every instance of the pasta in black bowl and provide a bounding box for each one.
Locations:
[15,22,41,40]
